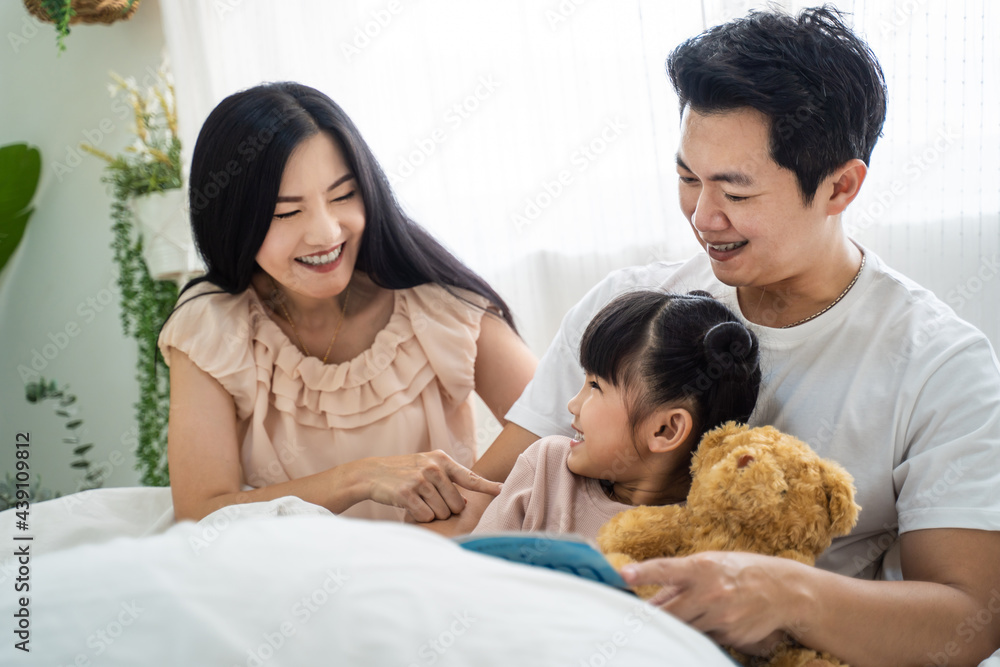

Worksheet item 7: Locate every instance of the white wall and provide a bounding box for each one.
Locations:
[0,1,169,493]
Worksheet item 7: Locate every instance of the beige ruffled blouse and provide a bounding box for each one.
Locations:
[157,279,488,521]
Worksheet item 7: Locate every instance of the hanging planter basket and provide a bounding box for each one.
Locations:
[24,0,140,24]
[24,0,140,51]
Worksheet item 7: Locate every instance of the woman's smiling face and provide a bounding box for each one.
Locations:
[255,131,365,299]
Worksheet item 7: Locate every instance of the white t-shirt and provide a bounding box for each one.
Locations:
[507,247,1000,579]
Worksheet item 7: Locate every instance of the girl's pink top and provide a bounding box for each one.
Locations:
[473,436,635,540]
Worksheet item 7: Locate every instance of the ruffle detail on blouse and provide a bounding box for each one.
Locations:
[246,282,489,430]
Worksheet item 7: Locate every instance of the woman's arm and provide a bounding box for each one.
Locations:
[621,527,1000,667]
[168,350,501,522]
[469,311,540,480]
[472,311,538,428]
[416,313,537,536]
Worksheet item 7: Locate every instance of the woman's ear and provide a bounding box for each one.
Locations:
[826,158,868,216]
[644,407,694,453]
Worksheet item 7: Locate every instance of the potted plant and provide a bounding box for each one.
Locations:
[81,62,198,486]
[23,0,140,53]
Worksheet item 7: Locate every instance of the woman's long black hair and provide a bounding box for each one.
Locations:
[167,81,517,331]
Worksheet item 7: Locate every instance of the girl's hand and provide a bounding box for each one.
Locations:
[361,451,503,523]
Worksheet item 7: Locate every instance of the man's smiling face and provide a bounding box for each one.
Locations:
[676,106,835,291]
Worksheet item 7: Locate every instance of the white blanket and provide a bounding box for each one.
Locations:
[1,488,739,666]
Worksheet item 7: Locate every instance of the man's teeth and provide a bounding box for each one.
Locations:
[709,240,748,252]
[297,246,343,265]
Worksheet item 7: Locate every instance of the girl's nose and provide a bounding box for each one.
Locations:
[567,386,583,417]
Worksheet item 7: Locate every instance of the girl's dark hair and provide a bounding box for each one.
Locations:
[579,290,760,441]
[667,5,887,205]
[170,81,516,331]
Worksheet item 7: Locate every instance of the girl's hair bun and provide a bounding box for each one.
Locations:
[703,320,756,363]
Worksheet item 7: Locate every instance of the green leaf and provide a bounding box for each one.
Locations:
[62,437,79,444]
[59,395,77,406]
[0,144,41,217]
[70,461,89,469]
[73,444,94,456]
[0,208,31,275]
[66,419,83,429]
[56,409,71,418]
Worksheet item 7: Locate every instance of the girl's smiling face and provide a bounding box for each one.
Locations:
[255,131,365,300]
[565,374,638,482]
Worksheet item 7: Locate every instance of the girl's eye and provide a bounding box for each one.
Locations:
[589,380,601,390]
[273,210,299,220]
[331,190,356,203]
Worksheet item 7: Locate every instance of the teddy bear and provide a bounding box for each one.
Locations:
[596,421,861,667]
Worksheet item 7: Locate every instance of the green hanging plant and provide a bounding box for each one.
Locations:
[82,64,182,487]
[24,0,141,54]
[0,378,104,511]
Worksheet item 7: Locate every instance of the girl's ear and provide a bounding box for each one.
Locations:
[645,407,694,453]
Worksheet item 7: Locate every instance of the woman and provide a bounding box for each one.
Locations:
[159,82,536,523]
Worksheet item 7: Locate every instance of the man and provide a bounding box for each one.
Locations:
[463,7,1000,666]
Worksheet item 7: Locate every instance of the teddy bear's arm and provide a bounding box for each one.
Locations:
[596,505,689,562]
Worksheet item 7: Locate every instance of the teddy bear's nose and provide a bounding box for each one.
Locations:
[737,454,755,469]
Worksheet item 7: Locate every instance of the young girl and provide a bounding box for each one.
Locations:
[473,289,760,539]
[158,82,536,523]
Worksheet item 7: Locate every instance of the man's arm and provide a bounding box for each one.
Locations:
[623,527,1000,667]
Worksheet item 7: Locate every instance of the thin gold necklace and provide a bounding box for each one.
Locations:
[781,252,866,329]
[268,276,351,363]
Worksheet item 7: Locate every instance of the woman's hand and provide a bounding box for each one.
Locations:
[360,450,503,522]
[622,551,805,654]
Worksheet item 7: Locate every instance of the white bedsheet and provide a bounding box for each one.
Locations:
[0,488,738,666]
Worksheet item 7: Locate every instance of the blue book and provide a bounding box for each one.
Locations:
[454,532,632,593]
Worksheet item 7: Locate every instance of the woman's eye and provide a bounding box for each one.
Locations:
[331,190,356,203]
[273,210,299,220]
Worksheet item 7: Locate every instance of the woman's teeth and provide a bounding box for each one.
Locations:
[709,241,748,252]
[296,245,343,266]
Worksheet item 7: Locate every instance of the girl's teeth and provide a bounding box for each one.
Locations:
[297,245,343,265]
[710,241,748,252]
[575,431,585,442]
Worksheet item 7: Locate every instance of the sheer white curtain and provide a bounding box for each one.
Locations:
[158,0,999,355]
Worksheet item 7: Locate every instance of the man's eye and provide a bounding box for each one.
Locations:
[678,176,699,185]
[724,194,750,202]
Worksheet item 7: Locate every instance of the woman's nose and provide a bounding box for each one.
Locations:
[304,206,342,245]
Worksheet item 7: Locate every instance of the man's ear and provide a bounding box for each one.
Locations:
[644,407,694,453]
[825,158,868,216]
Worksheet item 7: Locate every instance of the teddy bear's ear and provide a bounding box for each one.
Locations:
[821,460,861,536]
[690,421,746,474]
